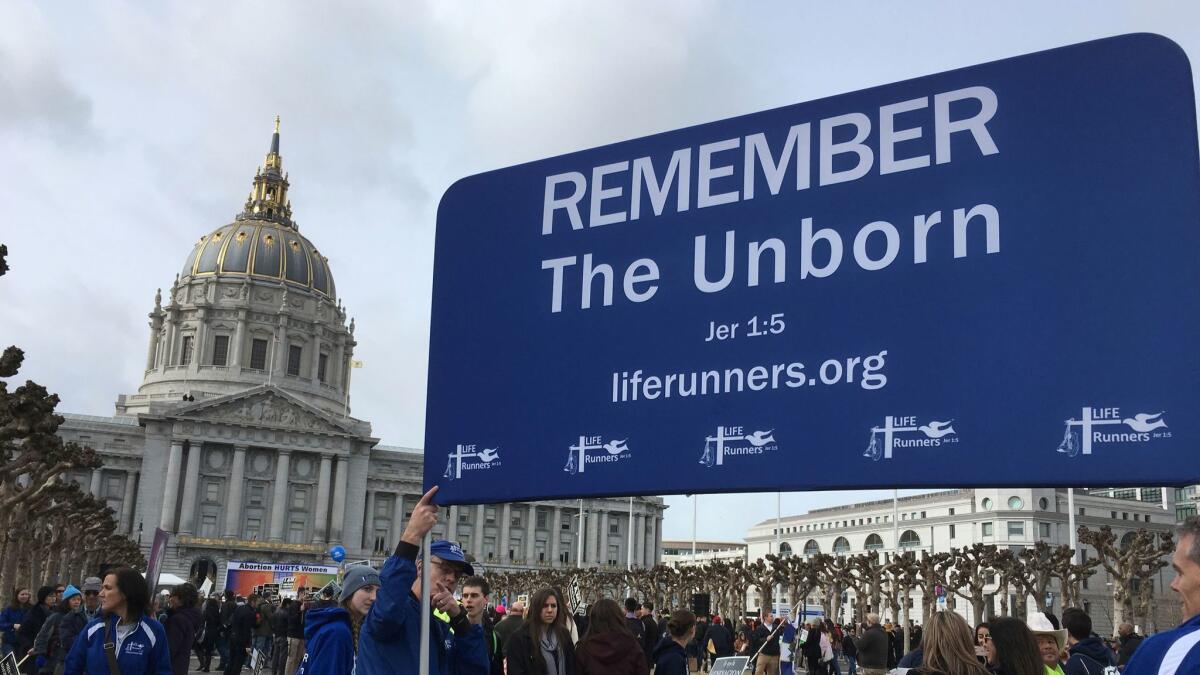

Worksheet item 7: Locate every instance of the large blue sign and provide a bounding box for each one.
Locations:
[426,34,1200,504]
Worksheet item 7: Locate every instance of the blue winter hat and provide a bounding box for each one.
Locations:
[60,585,81,602]
[430,540,474,576]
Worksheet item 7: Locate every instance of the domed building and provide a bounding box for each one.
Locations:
[56,120,666,592]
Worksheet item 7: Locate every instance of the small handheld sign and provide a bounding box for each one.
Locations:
[708,656,750,675]
[0,652,21,675]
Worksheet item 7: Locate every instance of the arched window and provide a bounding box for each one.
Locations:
[899,530,921,549]
[778,542,793,556]
[865,534,885,551]
[1120,531,1137,550]
[803,539,821,556]
[832,537,851,555]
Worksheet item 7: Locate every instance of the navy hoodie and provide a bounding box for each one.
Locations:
[298,606,354,675]
[1064,636,1116,675]
[652,637,688,675]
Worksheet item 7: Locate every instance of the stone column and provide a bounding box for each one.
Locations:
[159,439,184,531]
[224,446,247,538]
[644,516,656,567]
[599,510,610,565]
[551,507,562,565]
[89,468,103,498]
[499,504,512,563]
[331,338,346,389]
[447,505,459,542]
[164,316,178,366]
[363,490,377,550]
[312,454,332,544]
[120,471,138,535]
[634,514,645,568]
[525,504,537,564]
[473,505,486,560]
[585,506,600,564]
[311,334,323,383]
[232,309,247,370]
[178,441,203,535]
[191,307,209,374]
[651,516,662,567]
[274,315,290,376]
[268,450,292,541]
[330,456,349,543]
[391,492,406,546]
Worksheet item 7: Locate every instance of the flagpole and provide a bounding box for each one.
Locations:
[419,530,432,675]
[691,494,697,564]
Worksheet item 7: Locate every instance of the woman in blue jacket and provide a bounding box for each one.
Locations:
[63,567,171,675]
[0,588,31,657]
[298,565,380,675]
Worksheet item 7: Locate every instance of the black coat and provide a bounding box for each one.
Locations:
[651,637,688,675]
[706,622,734,658]
[229,603,257,646]
[856,625,888,669]
[1118,633,1144,666]
[202,601,221,644]
[270,607,289,637]
[842,634,857,659]
[164,605,202,675]
[17,603,51,649]
[285,601,305,639]
[639,615,658,661]
[504,630,577,675]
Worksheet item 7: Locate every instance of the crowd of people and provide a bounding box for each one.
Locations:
[2,506,1197,675]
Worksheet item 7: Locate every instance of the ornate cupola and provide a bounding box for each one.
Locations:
[238,116,294,228]
[119,118,357,418]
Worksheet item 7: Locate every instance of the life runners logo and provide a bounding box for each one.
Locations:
[1056,407,1168,458]
[563,436,631,475]
[699,426,778,468]
[863,416,957,461]
[442,444,501,480]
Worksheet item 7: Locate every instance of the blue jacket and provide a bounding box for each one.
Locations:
[64,614,171,675]
[1064,635,1116,675]
[1124,613,1200,675]
[356,541,490,675]
[0,606,26,647]
[297,607,354,675]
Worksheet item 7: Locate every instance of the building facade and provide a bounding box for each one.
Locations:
[745,488,1177,635]
[56,122,665,590]
[661,540,746,569]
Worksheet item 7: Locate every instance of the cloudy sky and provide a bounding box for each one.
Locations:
[1,1,1196,542]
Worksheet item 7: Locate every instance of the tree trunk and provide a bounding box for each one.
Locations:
[971,595,986,625]
[1111,587,1125,628]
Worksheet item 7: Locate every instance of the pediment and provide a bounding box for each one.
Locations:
[179,389,352,435]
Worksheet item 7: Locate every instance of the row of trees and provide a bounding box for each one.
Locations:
[0,244,145,594]
[487,529,1173,639]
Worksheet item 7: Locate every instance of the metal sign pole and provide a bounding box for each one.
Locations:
[1068,487,1078,564]
[419,530,432,675]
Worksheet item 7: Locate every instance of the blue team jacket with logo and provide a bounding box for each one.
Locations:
[63,614,172,675]
[355,542,489,675]
[1124,613,1200,675]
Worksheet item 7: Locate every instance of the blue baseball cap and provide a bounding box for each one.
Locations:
[430,540,474,576]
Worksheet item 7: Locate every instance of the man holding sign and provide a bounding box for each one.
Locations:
[356,486,489,674]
